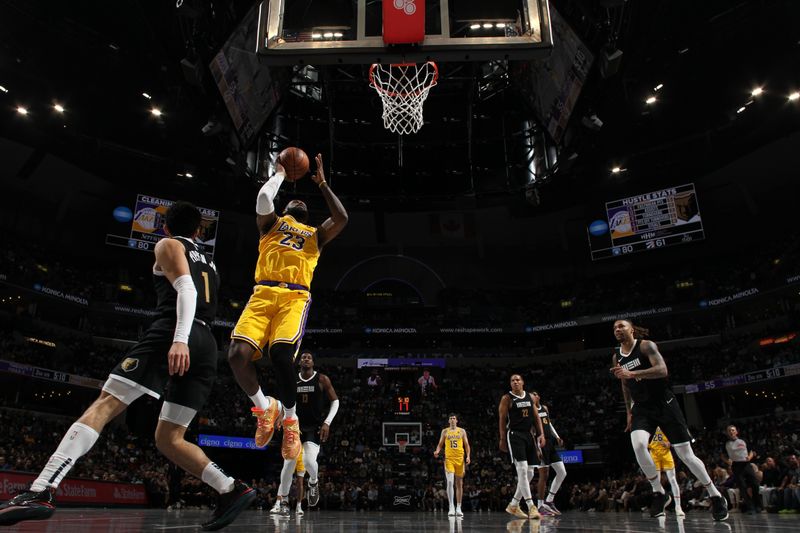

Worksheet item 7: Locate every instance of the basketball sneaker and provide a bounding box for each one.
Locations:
[252,398,280,447]
[528,505,541,520]
[281,418,302,460]
[201,480,256,531]
[456,505,464,517]
[505,504,528,519]
[278,500,290,517]
[710,496,729,521]
[0,487,56,525]
[542,501,561,516]
[269,499,282,514]
[307,481,320,507]
[649,492,671,518]
[676,507,686,517]
[537,504,555,516]
[296,502,304,516]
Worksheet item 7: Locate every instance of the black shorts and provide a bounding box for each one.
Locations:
[108,318,218,411]
[507,430,537,464]
[631,393,693,444]
[539,438,562,466]
[299,426,321,446]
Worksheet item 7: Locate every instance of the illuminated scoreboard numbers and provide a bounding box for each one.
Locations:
[395,396,411,414]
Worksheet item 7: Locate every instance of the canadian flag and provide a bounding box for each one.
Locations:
[429,213,476,240]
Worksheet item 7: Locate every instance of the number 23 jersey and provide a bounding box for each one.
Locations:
[255,215,320,287]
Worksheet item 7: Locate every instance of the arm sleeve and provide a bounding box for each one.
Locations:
[323,399,340,426]
[256,171,285,215]
[549,421,561,440]
[172,274,197,343]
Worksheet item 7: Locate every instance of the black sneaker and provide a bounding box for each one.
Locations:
[307,481,319,507]
[201,480,256,531]
[649,492,672,518]
[711,496,729,521]
[278,499,290,517]
[0,488,56,526]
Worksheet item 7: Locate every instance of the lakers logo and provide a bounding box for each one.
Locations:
[121,358,139,372]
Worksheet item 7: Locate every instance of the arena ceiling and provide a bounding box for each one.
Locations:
[0,0,798,214]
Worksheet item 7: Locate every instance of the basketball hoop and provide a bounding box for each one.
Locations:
[369,62,438,135]
[397,439,408,453]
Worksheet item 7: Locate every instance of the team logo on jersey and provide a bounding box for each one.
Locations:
[121,358,139,372]
[393,495,412,506]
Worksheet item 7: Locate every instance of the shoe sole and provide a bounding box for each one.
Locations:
[308,489,319,507]
[506,508,528,519]
[201,488,256,531]
[0,506,55,526]
[713,511,729,521]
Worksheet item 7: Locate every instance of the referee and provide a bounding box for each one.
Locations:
[722,425,761,514]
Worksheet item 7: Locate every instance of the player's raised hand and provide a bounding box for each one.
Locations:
[311,153,325,185]
[319,423,330,442]
[168,342,190,376]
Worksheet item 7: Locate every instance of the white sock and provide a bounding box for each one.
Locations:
[278,459,296,497]
[249,388,269,410]
[672,443,721,498]
[446,472,455,508]
[548,461,566,499]
[630,430,664,493]
[666,469,682,507]
[514,461,533,501]
[283,404,296,420]
[31,422,100,491]
[303,442,320,483]
[511,497,520,506]
[201,462,235,494]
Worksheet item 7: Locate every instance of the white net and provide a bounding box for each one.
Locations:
[369,62,438,135]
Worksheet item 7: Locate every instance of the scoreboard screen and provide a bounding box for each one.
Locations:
[588,183,704,260]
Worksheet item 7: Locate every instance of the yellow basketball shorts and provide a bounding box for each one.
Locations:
[650,449,675,471]
[231,285,312,360]
[444,457,465,477]
[295,449,305,474]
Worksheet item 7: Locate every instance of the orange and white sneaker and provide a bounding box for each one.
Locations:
[281,417,302,460]
[251,398,280,448]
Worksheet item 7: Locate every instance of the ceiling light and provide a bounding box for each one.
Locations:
[333,32,343,38]
[495,22,506,28]
[788,92,800,101]
[185,172,193,178]
[482,23,493,29]
[142,92,152,99]
[53,104,65,113]
[150,107,162,117]
[311,33,322,39]
[611,166,622,174]
[16,106,28,115]
[0,85,8,93]
[736,106,746,114]
[654,83,663,91]
[470,24,480,30]
[323,32,333,38]
[645,96,657,104]
[751,87,764,97]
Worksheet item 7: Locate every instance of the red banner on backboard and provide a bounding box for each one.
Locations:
[383,0,425,44]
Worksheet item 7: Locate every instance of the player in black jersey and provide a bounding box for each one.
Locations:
[272,351,339,515]
[530,392,566,516]
[611,319,728,521]
[0,203,254,531]
[498,374,545,520]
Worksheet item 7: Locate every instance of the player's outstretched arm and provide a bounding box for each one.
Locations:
[154,238,195,376]
[319,374,339,442]
[434,429,446,458]
[498,396,509,452]
[255,162,285,234]
[312,153,348,247]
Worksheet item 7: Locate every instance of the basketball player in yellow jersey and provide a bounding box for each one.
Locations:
[649,427,684,516]
[228,153,348,461]
[434,414,471,517]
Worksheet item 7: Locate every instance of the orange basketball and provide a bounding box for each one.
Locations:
[278,147,310,182]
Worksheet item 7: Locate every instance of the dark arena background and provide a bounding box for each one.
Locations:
[1,0,800,531]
